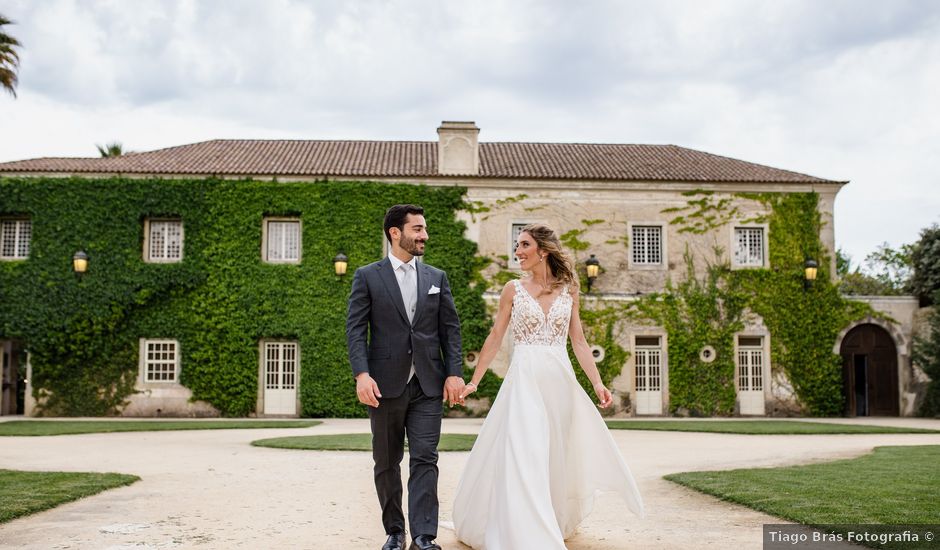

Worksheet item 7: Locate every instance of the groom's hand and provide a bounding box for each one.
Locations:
[443,376,465,407]
[356,372,382,408]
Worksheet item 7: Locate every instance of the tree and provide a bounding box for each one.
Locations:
[835,248,851,277]
[0,14,21,97]
[913,298,940,417]
[909,224,940,306]
[96,142,124,157]
[837,246,910,296]
[863,242,913,293]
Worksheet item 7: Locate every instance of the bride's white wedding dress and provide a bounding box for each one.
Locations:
[452,280,644,549]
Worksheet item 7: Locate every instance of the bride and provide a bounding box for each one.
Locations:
[452,223,644,549]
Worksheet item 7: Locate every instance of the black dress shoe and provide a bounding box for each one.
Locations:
[409,534,442,550]
[382,532,406,550]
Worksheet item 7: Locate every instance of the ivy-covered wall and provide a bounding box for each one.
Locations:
[2,175,877,418]
[637,191,872,416]
[0,176,489,417]
[468,189,873,416]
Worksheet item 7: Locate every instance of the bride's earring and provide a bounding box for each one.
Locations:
[539,255,544,262]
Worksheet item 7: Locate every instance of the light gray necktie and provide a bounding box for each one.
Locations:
[400,263,417,324]
[399,263,417,382]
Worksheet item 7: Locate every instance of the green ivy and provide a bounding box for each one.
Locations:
[569,301,630,401]
[637,192,873,416]
[462,193,529,222]
[661,190,742,234]
[559,228,590,251]
[632,252,747,415]
[0,177,490,417]
[733,192,872,416]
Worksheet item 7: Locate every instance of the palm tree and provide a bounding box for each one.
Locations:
[96,142,124,157]
[0,14,21,97]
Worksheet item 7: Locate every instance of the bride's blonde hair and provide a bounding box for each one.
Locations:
[521,223,578,293]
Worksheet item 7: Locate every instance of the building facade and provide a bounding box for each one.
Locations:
[0,122,929,417]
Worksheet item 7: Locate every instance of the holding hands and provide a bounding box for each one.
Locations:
[458,380,478,401]
[357,374,468,408]
[444,376,466,407]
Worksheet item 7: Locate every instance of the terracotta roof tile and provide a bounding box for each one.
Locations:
[0,139,838,183]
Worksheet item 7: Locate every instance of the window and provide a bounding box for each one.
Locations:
[144,219,183,262]
[1,218,31,260]
[733,226,766,267]
[634,336,662,392]
[264,342,298,391]
[509,222,528,268]
[263,218,301,263]
[141,339,179,383]
[737,336,764,392]
[631,225,663,266]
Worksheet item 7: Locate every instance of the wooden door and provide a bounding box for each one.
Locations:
[0,341,19,416]
[839,325,898,416]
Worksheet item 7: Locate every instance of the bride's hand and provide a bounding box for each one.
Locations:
[593,383,613,408]
[459,381,478,400]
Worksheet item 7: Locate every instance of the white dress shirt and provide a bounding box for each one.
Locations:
[388,253,417,381]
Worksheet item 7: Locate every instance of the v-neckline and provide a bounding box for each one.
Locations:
[516,280,564,319]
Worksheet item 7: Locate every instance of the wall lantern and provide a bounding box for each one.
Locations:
[803,258,818,290]
[333,252,348,277]
[72,250,88,276]
[585,254,600,293]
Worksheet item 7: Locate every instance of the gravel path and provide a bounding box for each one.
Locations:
[0,417,938,549]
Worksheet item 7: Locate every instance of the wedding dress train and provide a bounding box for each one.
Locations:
[452,280,643,549]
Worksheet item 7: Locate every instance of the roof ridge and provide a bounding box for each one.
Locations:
[667,144,844,182]
[482,141,671,146]
[201,138,436,145]
[0,140,844,183]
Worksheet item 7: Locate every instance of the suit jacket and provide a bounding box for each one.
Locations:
[346,256,463,399]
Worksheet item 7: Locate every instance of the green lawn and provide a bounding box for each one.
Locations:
[0,420,321,437]
[605,420,940,435]
[247,420,937,450]
[0,470,140,523]
[252,433,478,452]
[666,446,940,549]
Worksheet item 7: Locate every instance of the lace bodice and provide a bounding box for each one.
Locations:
[510,279,572,347]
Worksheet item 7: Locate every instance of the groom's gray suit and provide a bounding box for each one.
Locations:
[346,256,462,538]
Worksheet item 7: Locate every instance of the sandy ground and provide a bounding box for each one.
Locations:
[0,416,938,550]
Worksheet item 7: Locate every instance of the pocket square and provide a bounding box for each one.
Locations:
[428,285,441,295]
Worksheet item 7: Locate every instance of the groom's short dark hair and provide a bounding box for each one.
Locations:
[384,204,425,243]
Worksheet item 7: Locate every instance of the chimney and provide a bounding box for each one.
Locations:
[437,121,480,175]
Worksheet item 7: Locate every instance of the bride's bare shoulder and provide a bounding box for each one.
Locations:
[501,279,519,297]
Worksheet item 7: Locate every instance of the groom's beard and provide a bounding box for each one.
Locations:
[401,234,426,256]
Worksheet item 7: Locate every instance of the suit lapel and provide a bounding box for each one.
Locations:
[377,258,410,325]
[411,262,431,325]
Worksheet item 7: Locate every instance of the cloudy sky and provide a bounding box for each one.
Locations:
[1,0,937,265]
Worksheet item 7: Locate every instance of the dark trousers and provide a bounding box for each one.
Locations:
[369,376,442,537]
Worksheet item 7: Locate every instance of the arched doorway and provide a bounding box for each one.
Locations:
[839,324,898,416]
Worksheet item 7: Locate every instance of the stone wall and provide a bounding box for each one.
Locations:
[843,296,922,416]
[459,184,837,296]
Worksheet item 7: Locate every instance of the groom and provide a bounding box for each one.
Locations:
[346,204,465,550]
